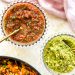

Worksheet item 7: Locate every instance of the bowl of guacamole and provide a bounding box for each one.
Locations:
[43,35,75,73]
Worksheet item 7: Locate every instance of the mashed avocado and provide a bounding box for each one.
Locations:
[43,35,75,73]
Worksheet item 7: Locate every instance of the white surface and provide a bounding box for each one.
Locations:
[0,0,75,75]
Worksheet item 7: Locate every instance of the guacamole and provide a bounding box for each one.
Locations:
[43,35,75,73]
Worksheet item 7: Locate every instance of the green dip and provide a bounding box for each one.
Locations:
[43,35,75,73]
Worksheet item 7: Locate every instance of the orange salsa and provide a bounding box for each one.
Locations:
[3,2,45,45]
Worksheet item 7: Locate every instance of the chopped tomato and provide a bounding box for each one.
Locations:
[3,2,45,44]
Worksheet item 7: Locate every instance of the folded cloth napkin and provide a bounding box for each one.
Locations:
[64,0,75,31]
[38,0,75,32]
[38,0,66,19]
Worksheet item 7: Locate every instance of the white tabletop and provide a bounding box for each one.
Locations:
[0,0,75,75]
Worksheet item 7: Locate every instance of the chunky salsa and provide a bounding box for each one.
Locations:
[3,2,45,45]
[43,35,75,73]
[0,58,39,75]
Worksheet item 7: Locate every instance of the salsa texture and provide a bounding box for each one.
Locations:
[0,58,39,75]
[3,2,45,45]
[43,35,75,73]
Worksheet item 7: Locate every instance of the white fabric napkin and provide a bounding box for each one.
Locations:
[64,0,75,31]
[38,0,75,32]
[38,0,66,19]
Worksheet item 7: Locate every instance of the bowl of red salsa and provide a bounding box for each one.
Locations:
[2,2,46,45]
